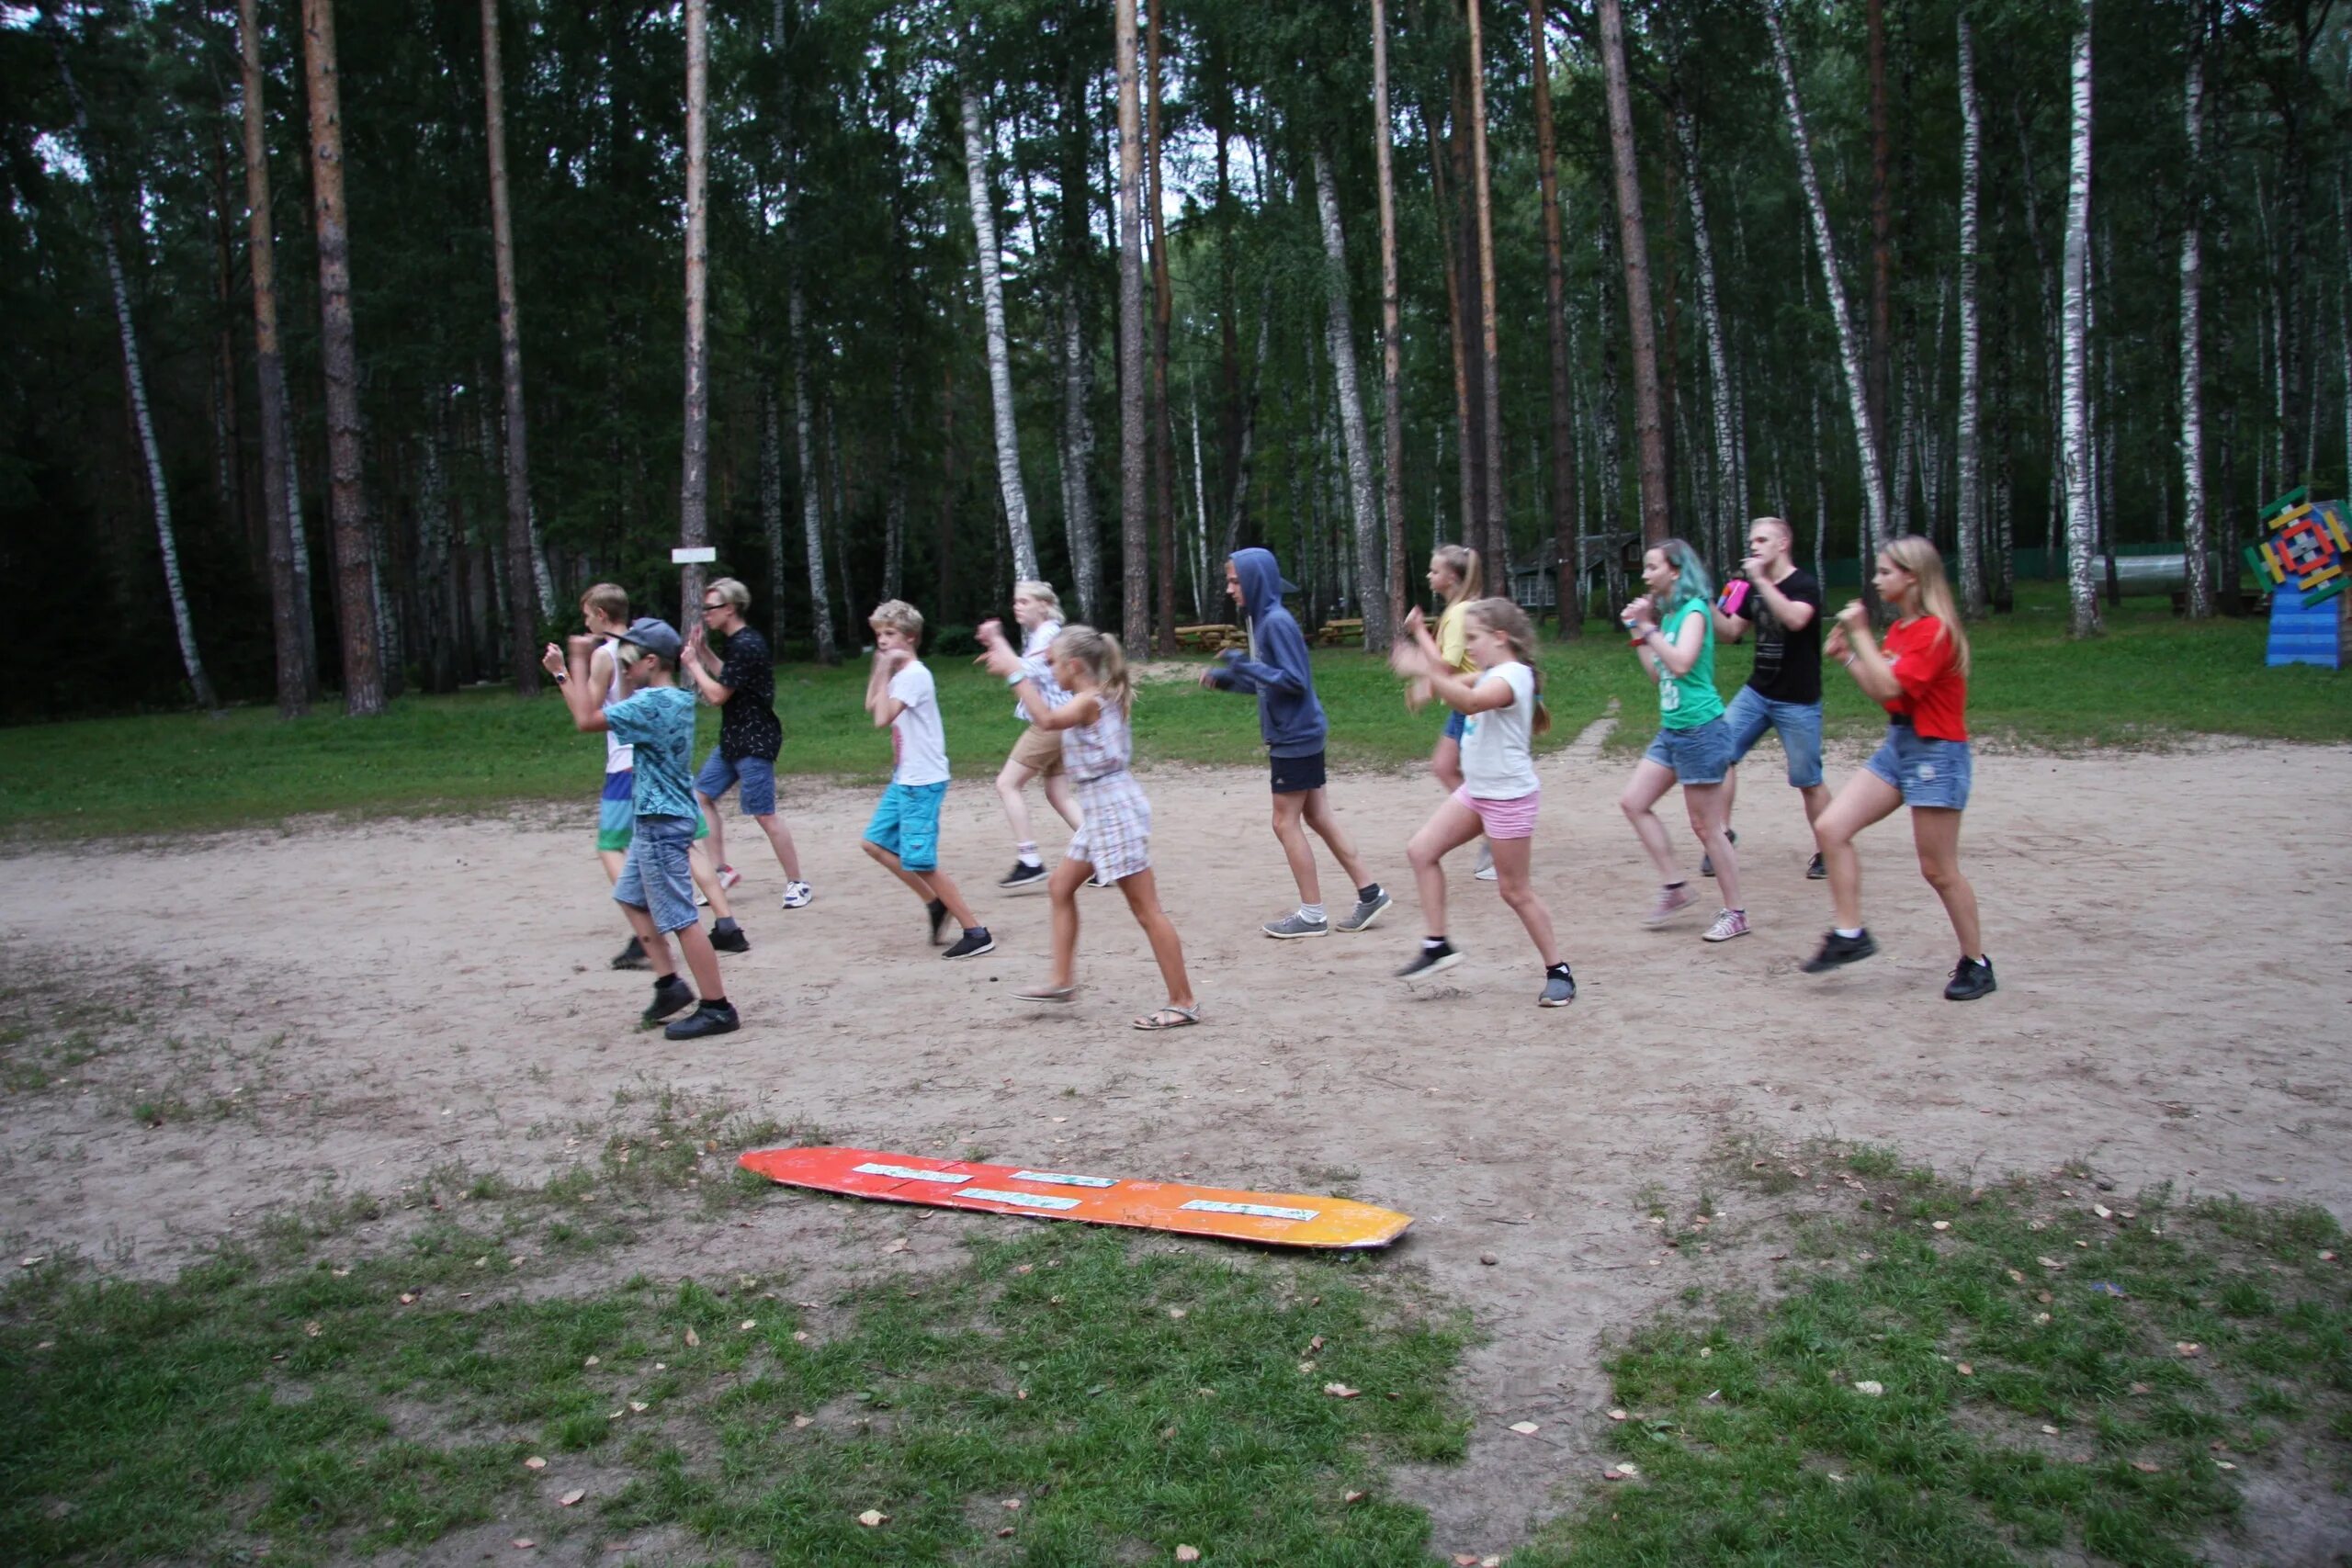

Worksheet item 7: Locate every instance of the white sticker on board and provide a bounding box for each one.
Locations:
[956,1187,1082,1211]
[1179,1199,1318,1223]
[854,1163,965,1184]
[1008,1170,1117,1189]
[670,546,718,563]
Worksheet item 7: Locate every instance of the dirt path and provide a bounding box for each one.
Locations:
[3,737,2347,1555]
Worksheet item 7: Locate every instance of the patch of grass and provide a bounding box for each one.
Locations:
[0,584,2337,839]
[0,1225,1467,1566]
[1510,1150,2351,1567]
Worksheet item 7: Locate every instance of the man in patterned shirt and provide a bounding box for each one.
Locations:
[682,577,813,909]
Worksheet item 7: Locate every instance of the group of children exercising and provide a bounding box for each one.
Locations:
[551,521,1993,1039]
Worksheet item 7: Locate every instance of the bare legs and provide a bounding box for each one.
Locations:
[694,790,729,874]
[1271,787,1374,908]
[750,814,802,881]
[1622,759,1739,910]
[1908,807,1982,955]
[1430,733,1464,794]
[1406,797,1484,942]
[1811,772,1903,931]
[617,906,724,998]
[861,840,979,930]
[1030,858,1193,1012]
[1721,765,1832,844]
[995,757,1080,854]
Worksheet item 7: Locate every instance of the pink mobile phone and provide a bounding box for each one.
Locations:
[1718,580,1750,615]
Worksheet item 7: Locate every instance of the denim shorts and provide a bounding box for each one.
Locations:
[694,749,777,817]
[1642,716,1736,785]
[1442,709,1467,742]
[864,781,949,873]
[1723,685,1826,789]
[612,813,698,934]
[1863,723,1973,809]
[598,771,710,852]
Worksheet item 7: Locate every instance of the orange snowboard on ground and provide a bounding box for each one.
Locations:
[738,1145,1413,1249]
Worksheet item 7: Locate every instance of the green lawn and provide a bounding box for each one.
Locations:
[0,584,2339,839]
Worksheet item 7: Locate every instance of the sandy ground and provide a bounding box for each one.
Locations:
[3,725,2349,1561]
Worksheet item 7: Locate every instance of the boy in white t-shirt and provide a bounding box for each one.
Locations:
[860,600,993,959]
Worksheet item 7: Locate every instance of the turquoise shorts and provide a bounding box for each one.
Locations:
[598,771,710,852]
[864,781,949,873]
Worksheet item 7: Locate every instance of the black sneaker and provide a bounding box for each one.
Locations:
[641,975,695,1024]
[1701,829,1739,879]
[708,924,750,953]
[1539,964,1577,1008]
[1806,852,1827,880]
[1943,955,1998,1001]
[665,1001,741,1039]
[1799,930,1878,973]
[927,897,951,946]
[1396,940,1462,980]
[942,927,995,960]
[999,860,1050,893]
[610,935,649,971]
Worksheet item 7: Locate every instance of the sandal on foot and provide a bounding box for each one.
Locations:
[1013,985,1080,1004]
[1132,1004,1201,1032]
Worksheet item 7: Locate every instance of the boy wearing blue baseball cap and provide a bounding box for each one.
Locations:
[555,618,740,1039]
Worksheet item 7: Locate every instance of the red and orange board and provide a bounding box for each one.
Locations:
[737,1145,1412,1250]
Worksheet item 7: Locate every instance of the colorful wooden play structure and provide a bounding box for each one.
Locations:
[2247,488,2347,670]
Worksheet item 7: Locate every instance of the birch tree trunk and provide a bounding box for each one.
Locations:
[884,346,908,604]
[1465,0,1507,573]
[2164,28,2201,620]
[1059,290,1102,620]
[1115,0,1148,648]
[1956,10,1987,617]
[54,33,217,711]
[236,0,309,715]
[1676,107,1742,578]
[1597,0,1669,545]
[1220,288,1271,562]
[1533,0,1579,632]
[1372,0,1407,631]
[480,0,540,693]
[1313,147,1389,650]
[2059,1,2101,637]
[960,79,1039,587]
[1424,100,1477,545]
[1767,8,1891,557]
[761,384,787,637]
[677,0,710,633]
[790,286,838,664]
[1146,3,1178,650]
[300,0,383,715]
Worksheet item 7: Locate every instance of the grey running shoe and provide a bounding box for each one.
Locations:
[1262,910,1331,940]
[1644,883,1697,927]
[1336,888,1392,932]
[1396,941,1462,979]
[1539,966,1577,1007]
[1806,852,1827,880]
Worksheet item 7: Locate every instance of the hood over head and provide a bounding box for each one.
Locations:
[1228,547,1297,624]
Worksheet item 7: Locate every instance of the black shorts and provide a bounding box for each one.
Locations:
[1269,750,1328,795]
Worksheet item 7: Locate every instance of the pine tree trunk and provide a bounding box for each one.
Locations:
[1188,386,1212,619]
[1146,4,1178,651]
[1221,288,1270,562]
[1533,0,1579,633]
[1059,289,1102,621]
[1676,107,1742,583]
[1868,0,1894,500]
[1596,0,1670,545]
[236,0,311,715]
[1956,11,1987,617]
[677,0,710,633]
[960,79,1039,587]
[299,0,383,715]
[419,389,458,692]
[1424,99,1477,546]
[884,346,908,604]
[761,384,788,638]
[1115,0,1148,648]
[480,0,540,693]
[790,287,838,664]
[1465,0,1507,573]
[1371,0,1408,633]
[2059,2,2101,637]
[1768,9,1891,555]
[1312,147,1389,650]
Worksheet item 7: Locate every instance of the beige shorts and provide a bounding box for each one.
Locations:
[1009,723,1065,775]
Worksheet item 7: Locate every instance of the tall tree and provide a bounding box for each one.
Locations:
[1372,0,1407,631]
[791,287,838,663]
[1675,107,1740,573]
[2059,0,2100,637]
[1867,0,1893,491]
[1464,0,1506,571]
[1146,3,1176,650]
[1768,7,1890,558]
[1312,147,1388,651]
[52,20,217,712]
[959,76,1039,586]
[236,0,310,715]
[300,0,383,714]
[1955,10,1986,618]
[480,0,539,694]
[1596,0,1669,545]
[1116,0,1148,649]
[2177,6,2211,618]
[1532,0,1578,633]
[677,0,711,633]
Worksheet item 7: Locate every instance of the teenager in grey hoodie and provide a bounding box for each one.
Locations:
[1199,547,1392,938]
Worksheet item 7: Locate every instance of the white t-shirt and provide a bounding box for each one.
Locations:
[888,661,951,786]
[599,637,634,773]
[1458,661,1539,799]
[1014,618,1062,722]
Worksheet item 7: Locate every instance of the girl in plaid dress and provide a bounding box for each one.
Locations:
[978,622,1200,1031]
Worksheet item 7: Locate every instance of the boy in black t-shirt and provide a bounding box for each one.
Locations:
[682,577,814,908]
[1712,518,1831,879]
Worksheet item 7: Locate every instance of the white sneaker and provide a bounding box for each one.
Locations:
[1473,842,1498,882]
[780,881,813,909]
[717,863,743,891]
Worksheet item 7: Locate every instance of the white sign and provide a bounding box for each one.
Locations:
[670,546,718,564]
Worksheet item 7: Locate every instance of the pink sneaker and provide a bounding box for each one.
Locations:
[1703,908,1750,942]
[717,864,742,891]
[1644,883,1696,927]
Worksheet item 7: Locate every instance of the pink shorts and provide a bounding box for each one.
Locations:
[1451,784,1540,840]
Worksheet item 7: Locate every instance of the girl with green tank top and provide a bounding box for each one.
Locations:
[1617,538,1747,944]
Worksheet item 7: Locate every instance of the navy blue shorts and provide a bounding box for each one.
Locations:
[1269,750,1329,795]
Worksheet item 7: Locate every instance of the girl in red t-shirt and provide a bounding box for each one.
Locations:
[1801,536,1996,1000]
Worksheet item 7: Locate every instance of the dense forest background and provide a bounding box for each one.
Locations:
[2,0,2345,722]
